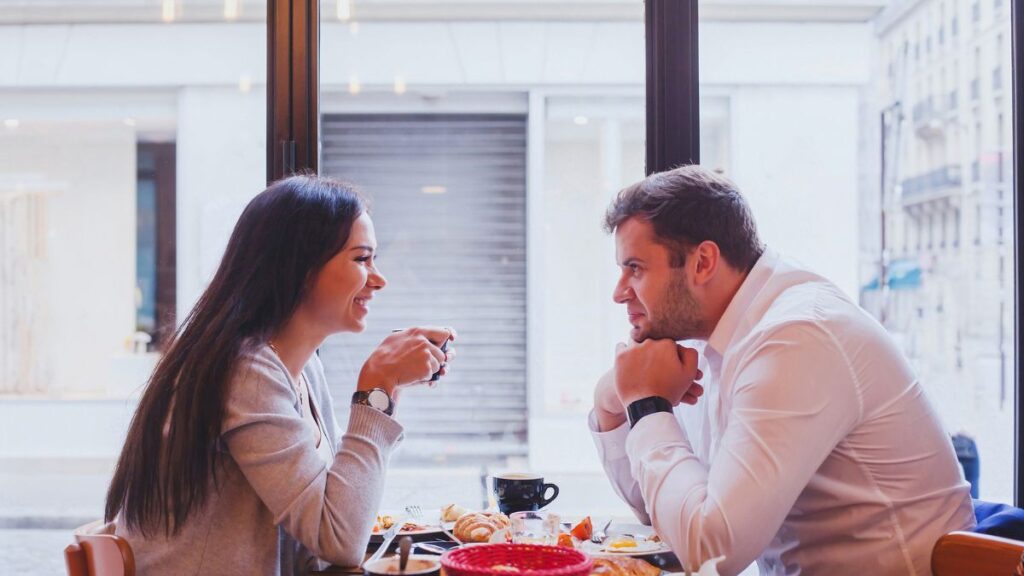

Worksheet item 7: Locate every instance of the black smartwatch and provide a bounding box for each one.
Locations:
[626,396,673,429]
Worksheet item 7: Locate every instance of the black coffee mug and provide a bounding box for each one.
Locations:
[492,473,559,515]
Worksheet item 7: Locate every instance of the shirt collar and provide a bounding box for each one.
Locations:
[706,247,778,359]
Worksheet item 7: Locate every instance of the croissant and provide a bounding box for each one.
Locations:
[441,503,470,523]
[589,557,660,576]
[453,511,511,543]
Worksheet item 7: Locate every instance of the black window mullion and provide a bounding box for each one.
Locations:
[646,0,700,174]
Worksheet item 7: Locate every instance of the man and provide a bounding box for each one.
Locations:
[591,166,974,575]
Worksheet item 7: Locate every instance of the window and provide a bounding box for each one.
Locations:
[941,210,948,249]
[939,3,947,45]
[316,1,648,515]
[697,0,1016,503]
[135,143,176,348]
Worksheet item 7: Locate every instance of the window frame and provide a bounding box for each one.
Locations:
[1012,0,1023,506]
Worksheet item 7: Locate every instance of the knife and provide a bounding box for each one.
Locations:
[366,519,402,565]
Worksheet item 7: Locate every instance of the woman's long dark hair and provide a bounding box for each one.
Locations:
[105,175,366,536]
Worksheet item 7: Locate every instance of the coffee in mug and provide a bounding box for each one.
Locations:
[492,473,559,515]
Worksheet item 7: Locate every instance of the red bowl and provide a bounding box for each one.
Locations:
[441,544,593,576]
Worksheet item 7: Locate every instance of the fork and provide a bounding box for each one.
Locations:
[591,518,613,544]
[404,505,424,522]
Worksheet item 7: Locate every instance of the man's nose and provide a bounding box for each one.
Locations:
[612,279,632,304]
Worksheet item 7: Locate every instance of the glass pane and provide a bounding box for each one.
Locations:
[0,0,266,544]
[698,0,1015,502]
[319,1,648,516]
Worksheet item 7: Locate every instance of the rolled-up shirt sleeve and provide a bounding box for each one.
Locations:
[625,322,862,575]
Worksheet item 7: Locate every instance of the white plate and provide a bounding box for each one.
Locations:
[581,539,671,556]
[369,524,446,541]
[579,523,673,557]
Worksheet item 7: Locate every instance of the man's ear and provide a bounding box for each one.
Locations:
[690,241,721,286]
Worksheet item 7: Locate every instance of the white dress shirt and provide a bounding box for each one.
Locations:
[591,249,975,575]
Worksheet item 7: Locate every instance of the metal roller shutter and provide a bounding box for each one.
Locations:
[319,113,528,466]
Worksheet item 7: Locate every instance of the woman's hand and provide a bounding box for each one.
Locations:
[357,326,456,396]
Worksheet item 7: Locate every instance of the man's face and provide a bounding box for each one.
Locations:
[613,218,706,342]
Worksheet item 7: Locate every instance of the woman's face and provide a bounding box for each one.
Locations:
[304,212,387,334]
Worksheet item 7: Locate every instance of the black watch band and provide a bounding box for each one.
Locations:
[626,396,673,429]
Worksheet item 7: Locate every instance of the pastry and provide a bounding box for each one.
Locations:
[589,557,660,576]
[453,511,511,543]
[441,503,470,523]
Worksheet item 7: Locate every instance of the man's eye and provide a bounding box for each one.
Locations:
[356,256,372,263]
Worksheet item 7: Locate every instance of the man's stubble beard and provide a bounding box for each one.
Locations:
[638,269,707,342]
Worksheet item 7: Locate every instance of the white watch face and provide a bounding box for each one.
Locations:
[367,389,391,411]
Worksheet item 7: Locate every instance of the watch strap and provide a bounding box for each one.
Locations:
[626,396,673,429]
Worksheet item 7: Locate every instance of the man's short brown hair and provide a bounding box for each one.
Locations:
[604,165,764,271]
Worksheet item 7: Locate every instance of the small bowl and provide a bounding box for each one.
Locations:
[364,554,442,576]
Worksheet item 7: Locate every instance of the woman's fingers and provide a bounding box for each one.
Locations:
[410,326,456,347]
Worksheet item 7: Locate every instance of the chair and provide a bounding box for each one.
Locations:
[932,531,1024,576]
[64,521,135,576]
[974,499,1024,540]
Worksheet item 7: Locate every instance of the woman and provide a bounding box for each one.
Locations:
[105,175,454,575]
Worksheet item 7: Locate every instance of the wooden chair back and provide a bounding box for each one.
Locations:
[63,533,135,576]
[932,530,1024,576]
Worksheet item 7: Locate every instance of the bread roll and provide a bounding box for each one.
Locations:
[589,557,660,576]
[441,504,470,523]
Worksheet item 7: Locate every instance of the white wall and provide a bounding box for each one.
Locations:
[0,123,137,395]
[700,21,875,297]
[729,87,862,295]
[1,24,269,373]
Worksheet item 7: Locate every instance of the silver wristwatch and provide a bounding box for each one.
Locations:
[352,388,395,416]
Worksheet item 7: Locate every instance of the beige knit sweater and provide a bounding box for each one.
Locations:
[115,345,404,575]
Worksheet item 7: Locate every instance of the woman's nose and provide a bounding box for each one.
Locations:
[369,268,387,290]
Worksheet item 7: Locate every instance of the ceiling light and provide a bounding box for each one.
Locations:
[394,76,406,95]
[224,0,240,21]
[239,74,252,93]
[421,186,447,195]
[337,0,352,22]
[574,115,589,125]
[162,0,177,23]
[349,75,361,95]
[4,119,19,129]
